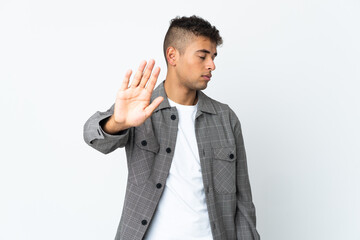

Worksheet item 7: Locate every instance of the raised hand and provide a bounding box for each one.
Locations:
[103,60,164,134]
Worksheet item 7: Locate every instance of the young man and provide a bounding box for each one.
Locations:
[83,16,260,240]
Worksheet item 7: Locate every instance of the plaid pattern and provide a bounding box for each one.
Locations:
[83,81,260,240]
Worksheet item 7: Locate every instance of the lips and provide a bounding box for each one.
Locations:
[201,74,212,80]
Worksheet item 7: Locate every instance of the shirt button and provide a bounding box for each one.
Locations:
[156,183,162,189]
[141,220,147,225]
[166,147,171,153]
[170,114,176,120]
[141,140,147,146]
[229,153,234,159]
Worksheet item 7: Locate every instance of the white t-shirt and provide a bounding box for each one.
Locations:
[144,98,213,240]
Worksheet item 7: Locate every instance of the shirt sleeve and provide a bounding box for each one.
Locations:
[83,103,132,154]
[229,108,261,240]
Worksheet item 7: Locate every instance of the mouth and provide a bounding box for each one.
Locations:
[201,74,212,81]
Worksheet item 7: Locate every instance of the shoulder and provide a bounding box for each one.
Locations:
[200,91,239,119]
[199,91,242,134]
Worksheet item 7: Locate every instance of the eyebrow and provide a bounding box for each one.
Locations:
[196,49,217,57]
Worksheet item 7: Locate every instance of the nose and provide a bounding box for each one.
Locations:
[207,59,216,71]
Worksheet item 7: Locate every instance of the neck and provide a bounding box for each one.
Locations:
[164,72,198,106]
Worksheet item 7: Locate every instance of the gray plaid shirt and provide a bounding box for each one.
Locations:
[83,81,260,240]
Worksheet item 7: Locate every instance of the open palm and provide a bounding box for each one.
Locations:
[113,60,164,129]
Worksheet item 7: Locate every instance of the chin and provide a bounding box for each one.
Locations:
[191,84,208,91]
[198,85,208,90]
[198,82,209,90]
[186,81,208,91]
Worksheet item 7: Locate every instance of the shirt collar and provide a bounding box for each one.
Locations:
[152,80,217,115]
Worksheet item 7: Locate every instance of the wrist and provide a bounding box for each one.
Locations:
[102,115,129,134]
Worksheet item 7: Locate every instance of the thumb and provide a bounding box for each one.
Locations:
[144,96,164,119]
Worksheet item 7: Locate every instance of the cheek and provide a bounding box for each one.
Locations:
[186,59,201,72]
[178,56,202,78]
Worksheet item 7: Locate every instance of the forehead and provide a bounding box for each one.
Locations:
[184,36,217,54]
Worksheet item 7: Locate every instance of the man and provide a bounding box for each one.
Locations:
[83,15,260,240]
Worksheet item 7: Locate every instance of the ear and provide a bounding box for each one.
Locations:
[166,47,177,66]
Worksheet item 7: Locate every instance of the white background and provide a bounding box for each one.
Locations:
[1,0,359,239]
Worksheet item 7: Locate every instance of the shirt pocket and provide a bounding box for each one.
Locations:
[128,128,159,186]
[212,146,237,194]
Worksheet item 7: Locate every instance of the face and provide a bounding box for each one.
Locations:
[174,36,217,91]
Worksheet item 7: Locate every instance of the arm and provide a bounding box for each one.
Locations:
[83,103,131,154]
[83,59,164,154]
[231,110,260,239]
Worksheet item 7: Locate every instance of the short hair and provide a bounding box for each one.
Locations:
[163,15,223,64]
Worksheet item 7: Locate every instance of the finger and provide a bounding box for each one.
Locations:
[139,59,155,88]
[145,66,161,92]
[144,96,164,119]
[130,60,147,88]
[120,69,132,90]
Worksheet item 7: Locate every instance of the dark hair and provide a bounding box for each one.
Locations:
[163,15,223,63]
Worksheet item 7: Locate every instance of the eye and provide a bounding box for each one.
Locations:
[199,56,206,60]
